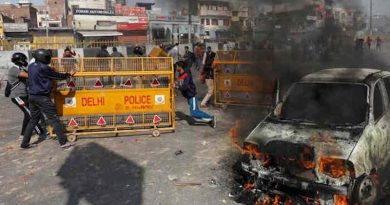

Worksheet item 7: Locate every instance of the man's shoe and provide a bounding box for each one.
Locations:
[211,116,217,129]
[21,144,37,149]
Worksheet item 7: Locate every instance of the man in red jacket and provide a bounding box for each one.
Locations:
[176,61,216,128]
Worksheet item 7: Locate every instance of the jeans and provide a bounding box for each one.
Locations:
[11,96,44,136]
[188,97,213,121]
[22,95,67,148]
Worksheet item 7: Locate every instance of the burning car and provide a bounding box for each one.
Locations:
[238,68,390,205]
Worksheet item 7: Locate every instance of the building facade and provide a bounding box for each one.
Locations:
[198,0,231,40]
[0,1,37,28]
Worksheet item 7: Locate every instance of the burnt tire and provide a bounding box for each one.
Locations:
[353,174,380,205]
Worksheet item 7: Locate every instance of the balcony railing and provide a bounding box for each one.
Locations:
[199,10,232,16]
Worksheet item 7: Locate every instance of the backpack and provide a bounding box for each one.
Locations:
[4,80,20,97]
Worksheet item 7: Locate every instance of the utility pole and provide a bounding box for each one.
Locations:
[188,0,192,45]
[369,0,373,35]
[45,0,49,48]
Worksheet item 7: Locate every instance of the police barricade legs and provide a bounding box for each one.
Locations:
[50,57,175,141]
[213,51,278,108]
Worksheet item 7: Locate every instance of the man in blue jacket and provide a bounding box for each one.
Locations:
[176,61,216,128]
[21,49,75,149]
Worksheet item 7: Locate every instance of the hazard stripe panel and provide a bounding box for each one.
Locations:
[61,113,170,129]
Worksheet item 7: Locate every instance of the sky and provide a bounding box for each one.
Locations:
[1,0,390,15]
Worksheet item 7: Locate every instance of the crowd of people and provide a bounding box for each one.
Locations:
[355,36,383,51]
[5,42,221,149]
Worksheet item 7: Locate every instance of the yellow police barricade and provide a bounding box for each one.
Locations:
[49,57,175,141]
[213,51,278,107]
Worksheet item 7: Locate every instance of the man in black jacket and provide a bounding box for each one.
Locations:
[176,61,216,128]
[200,46,216,107]
[22,49,75,149]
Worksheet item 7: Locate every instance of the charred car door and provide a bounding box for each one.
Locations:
[370,80,390,170]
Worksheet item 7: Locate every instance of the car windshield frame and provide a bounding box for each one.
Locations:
[273,82,370,127]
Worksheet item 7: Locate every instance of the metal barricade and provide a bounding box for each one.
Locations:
[213,51,278,107]
[50,57,175,141]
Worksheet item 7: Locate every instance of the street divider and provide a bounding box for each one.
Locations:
[50,57,175,141]
[213,51,279,108]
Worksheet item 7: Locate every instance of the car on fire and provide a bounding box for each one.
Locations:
[240,68,390,205]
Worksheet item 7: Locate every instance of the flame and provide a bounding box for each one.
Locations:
[229,121,270,166]
[256,197,271,205]
[283,199,293,205]
[244,183,256,190]
[272,195,280,205]
[318,157,347,178]
[299,147,316,169]
[334,195,349,205]
[229,121,244,152]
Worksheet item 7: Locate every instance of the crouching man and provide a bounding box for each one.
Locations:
[176,61,216,128]
[21,49,76,149]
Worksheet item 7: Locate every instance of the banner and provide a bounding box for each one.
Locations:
[115,4,147,17]
[117,23,148,31]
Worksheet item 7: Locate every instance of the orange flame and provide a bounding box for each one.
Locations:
[256,197,271,205]
[299,147,315,169]
[334,195,349,205]
[318,157,347,178]
[284,199,293,205]
[244,183,256,190]
[229,121,270,166]
[272,195,280,205]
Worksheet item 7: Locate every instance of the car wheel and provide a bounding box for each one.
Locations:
[354,174,380,205]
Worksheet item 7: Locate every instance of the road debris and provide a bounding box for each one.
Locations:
[167,175,178,181]
[174,150,183,156]
[175,182,202,187]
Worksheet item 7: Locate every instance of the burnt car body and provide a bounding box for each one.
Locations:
[241,68,390,204]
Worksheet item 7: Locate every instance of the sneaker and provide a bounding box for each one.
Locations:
[60,142,74,149]
[211,116,217,128]
[21,144,37,149]
[200,118,213,122]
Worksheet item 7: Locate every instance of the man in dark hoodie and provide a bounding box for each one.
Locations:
[176,61,216,128]
[22,49,75,149]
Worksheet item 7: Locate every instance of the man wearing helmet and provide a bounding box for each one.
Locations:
[7,52,47,142]
[21,49,76,149]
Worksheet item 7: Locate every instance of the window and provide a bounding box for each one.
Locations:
[212,19,218,25]
[383,78,390,103]
[206,19,210,25]
[233,11,238,17]
[201,18,205,25]
[374,83,384,121]
[223,19,230,26]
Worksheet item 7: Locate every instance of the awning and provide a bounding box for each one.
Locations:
[77,31,123,37]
